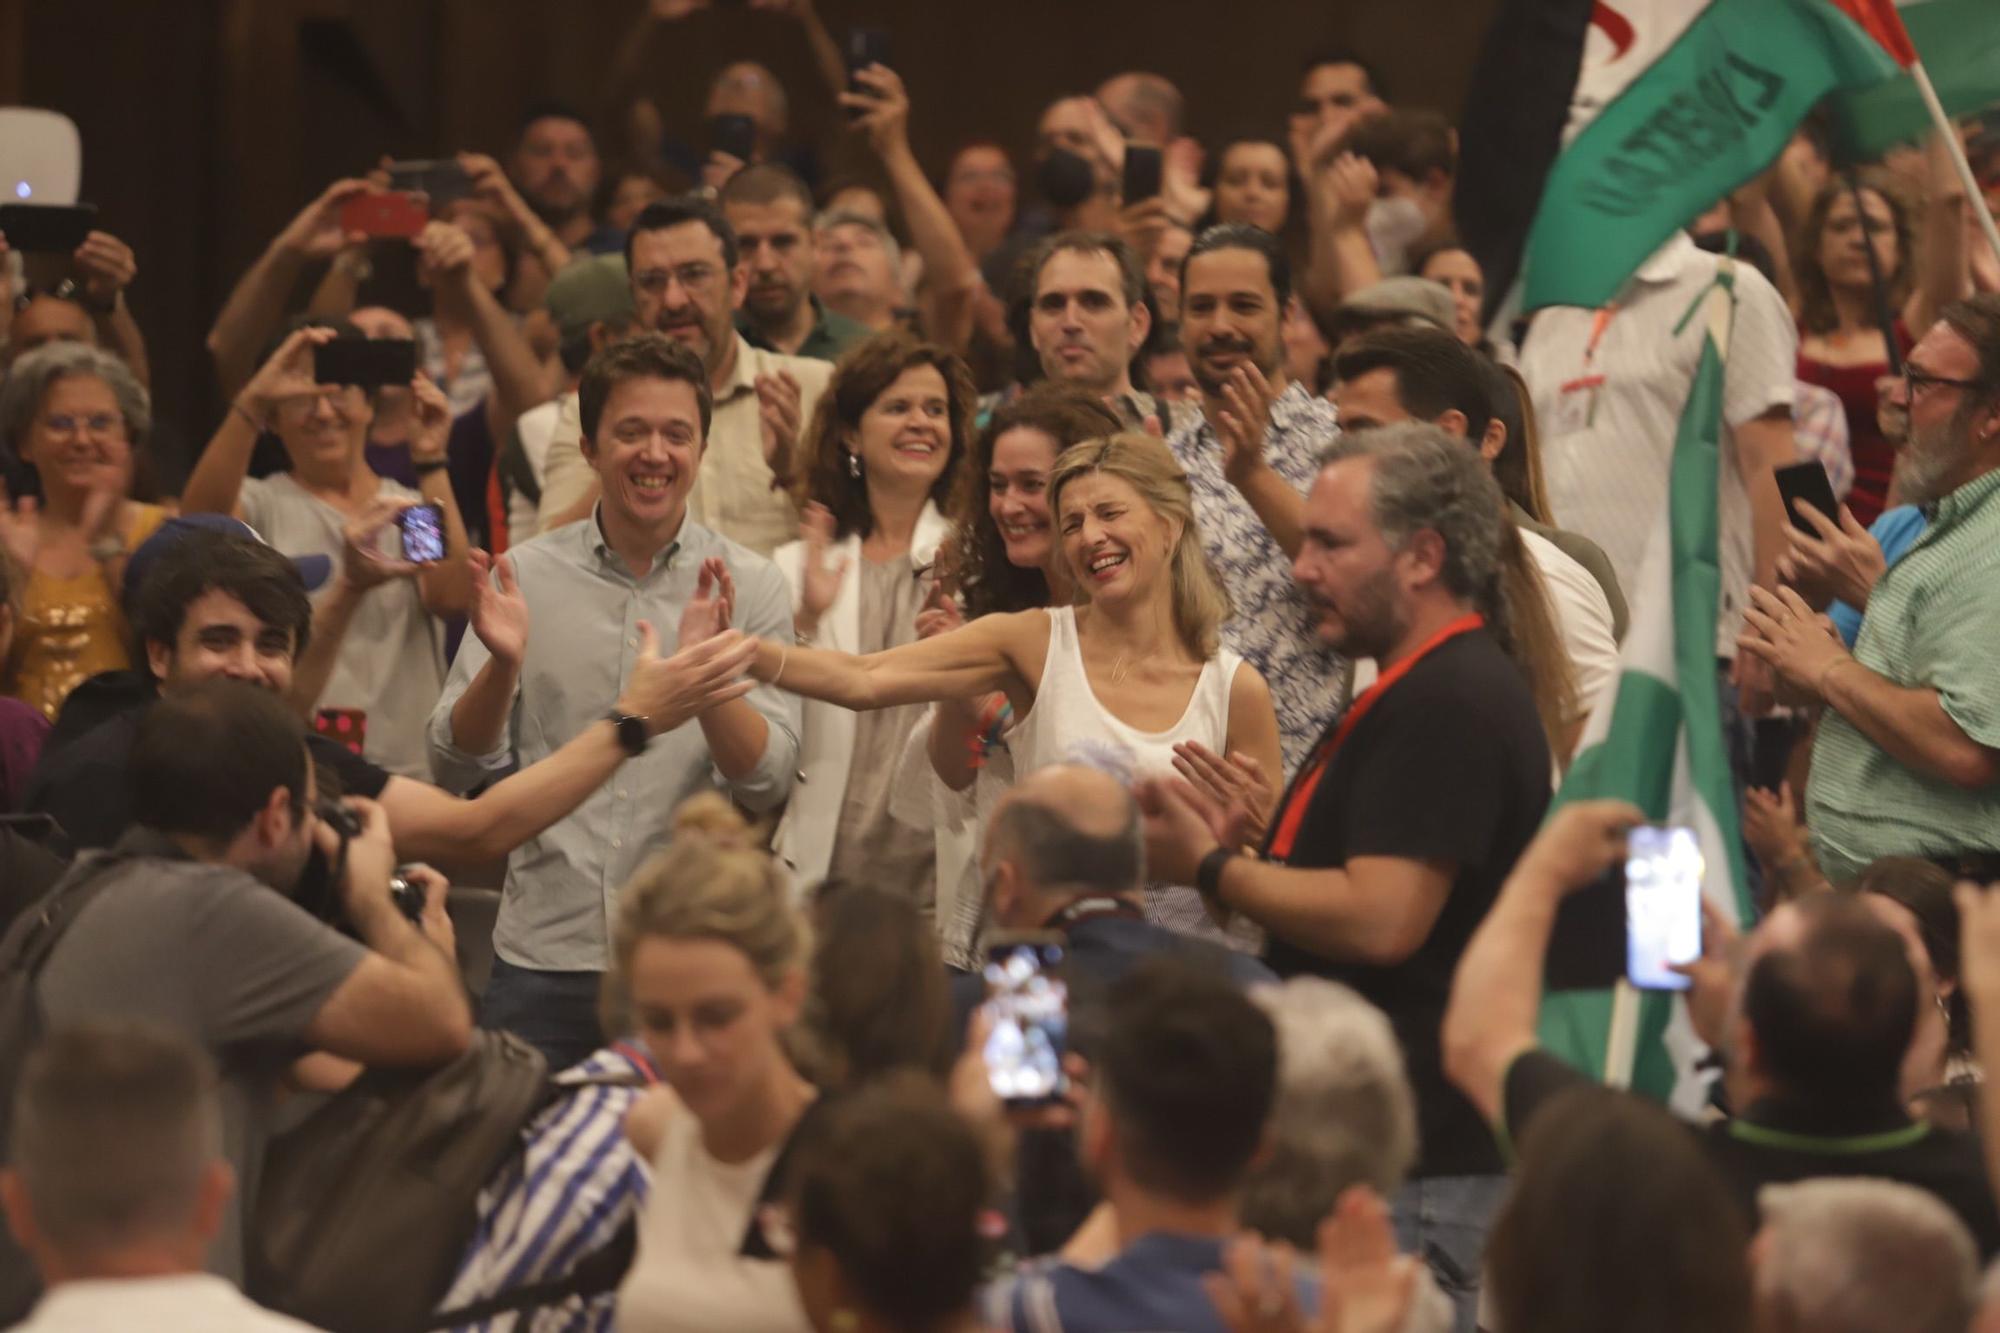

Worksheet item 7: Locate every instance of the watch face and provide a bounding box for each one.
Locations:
[614,712,647,754]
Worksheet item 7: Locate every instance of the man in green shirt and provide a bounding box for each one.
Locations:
[720,164,870,364]
[1741,295,2000,884]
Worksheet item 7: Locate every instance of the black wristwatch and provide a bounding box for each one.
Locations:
[1196,846,1238,902]
[605,710,650,757]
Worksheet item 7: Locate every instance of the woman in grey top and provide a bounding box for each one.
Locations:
[769,332,976,913]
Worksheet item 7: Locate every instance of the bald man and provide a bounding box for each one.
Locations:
[1095,72,1184,146]
[958,765,1272,1016]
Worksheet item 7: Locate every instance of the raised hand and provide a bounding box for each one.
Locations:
[277,179,374,261]
[1133,775,1233,886]
[408,371,453,460]
[620,625,760,734]
[842,65,912,159]
[1313,1187,1421,1333]
[1171,742,1275,847]
[914,571,965,639]
[456,152,537,233]
[1162,137,1211,225]
[1741,782,1806,872]
[1509,799,1645,897]
[238,324,337,424]
[1217,362,1279,486]
[797,502,848,632]
[414,219,476,286]
[1319,152,1379,231]
[1776,502,1885,613]
[756,369,804,478]
[678,556,737,650]
[71,231,137,306]
[0,481,41,570]
[467,549,529,664]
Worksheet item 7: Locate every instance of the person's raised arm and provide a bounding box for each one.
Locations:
[444,549,528,760]
[1441,800,1643,1124]
[845,65,981,352]
[207,179,371,397]
[401,367,476,617]
[290,494,426,714]
[1300,143,1384,324]
[302,798,473,1066]
[1217,362,1306,557]
[1908,129,1971,338]
[750,603,1036,712]
[182,325,335,517]
[69,230,149,388]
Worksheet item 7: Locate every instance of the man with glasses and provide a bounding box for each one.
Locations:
[1740,295,2000,883]
[535,196,831,554]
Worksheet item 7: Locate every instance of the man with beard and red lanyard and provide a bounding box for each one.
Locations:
[1139,423,1549,1333]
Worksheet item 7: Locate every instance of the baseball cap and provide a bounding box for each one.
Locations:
[1339,276,1457,332]
[544,254,635,345]
[121,514,334,609]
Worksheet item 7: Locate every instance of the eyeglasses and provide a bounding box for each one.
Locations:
[1905,368,1983,398]
[39,412,125,438]
[632,263,720,296]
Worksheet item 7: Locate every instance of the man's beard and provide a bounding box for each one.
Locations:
[1894,405,1976,506]
[1190,338,1274,397]
[1312,566,1405,661]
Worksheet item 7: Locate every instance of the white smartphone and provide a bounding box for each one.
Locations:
[979,935,1069,1106]
[1625,824,1704,991]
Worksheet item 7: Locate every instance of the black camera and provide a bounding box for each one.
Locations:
[312,798,426,925]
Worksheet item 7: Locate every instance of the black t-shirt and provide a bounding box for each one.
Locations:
[1505,1049,2000,1258]
[1263,629,1551,1178]
[24,702,391,852]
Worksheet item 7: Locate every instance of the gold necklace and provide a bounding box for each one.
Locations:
[1106,653,1135,687]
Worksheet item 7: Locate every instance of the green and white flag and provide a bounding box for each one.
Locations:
[1522,0,1899,311]
[1829,0,2000,161]
[1535,268,1756,1108]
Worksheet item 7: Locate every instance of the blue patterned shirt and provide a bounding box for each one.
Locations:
[1168,383,1350,776]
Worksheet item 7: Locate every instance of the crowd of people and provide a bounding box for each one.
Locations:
[3,9,2000,1331]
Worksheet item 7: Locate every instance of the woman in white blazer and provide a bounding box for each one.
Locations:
[770,332,977,908]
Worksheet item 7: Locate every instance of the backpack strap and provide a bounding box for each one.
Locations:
[421,1217,637,1330]
[1,849,146,982]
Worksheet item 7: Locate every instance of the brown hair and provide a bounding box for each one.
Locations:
[1499,524,1583,762]
[1022,230,1146,308]
[601,794,806,1037]
[795,883,956,1091]
[1489,1085,1753,1333]
[941,381,1122,620]
[1794,174,1914,337]
[577,332,713,443]
[797,331,978,541]
[1047,432,1230,658]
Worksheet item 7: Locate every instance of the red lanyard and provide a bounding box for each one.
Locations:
[1265,613,1486,862]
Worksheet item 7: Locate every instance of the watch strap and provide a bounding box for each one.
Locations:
[605,710,649,757]
[1196,847,1237,902]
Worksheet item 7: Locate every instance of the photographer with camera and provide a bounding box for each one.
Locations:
[28,677,471,1290]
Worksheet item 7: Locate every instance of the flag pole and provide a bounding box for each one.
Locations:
[1910,60,2000,267]
[1845,169,1908,377]
[1604,980,1640,1090]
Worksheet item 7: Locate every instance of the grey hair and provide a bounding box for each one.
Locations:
[813,208,903,274]
[1756,1179,1979,1333]
[0,341,152,459]
[1240,978,1418,1248]
[1319,421,1507,629]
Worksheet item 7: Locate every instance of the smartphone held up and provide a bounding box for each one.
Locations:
[980,935,1069,1106]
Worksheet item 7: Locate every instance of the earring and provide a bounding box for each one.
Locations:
[847,452,862,479]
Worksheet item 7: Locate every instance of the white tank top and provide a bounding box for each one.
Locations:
[1013,607,1259,950]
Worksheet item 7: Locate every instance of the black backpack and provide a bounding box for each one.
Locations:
[0,851,143,1323]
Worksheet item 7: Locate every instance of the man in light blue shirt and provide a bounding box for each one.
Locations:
[428,334,798,1068]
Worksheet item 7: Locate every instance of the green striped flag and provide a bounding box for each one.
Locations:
[1829,0,2000,161]
[1522,0,1899,311]
[1535,267,1756,1106]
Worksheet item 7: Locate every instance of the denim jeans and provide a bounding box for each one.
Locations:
[480,956,605,1074]
[1391,1173,1508,1333]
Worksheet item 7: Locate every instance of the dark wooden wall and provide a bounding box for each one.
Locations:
[3,0,1496,475]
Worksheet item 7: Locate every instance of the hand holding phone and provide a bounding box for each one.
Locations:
[337,191,428,240]
[980,935,1069,1106]
[0,202,98,253]
[1773,461,1840,537]
[397,502,447,564]
[313,337,418,389]
[1122,146,1163,203]
[844,27,892,118]
[707,114,758,164]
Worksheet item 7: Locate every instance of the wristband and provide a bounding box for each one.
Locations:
[411,457,450,476]
[1196,846,1237,902]
[230,400,264,433]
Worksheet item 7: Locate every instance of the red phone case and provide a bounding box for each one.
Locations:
[313,708,368,757]
[338,192,428,240]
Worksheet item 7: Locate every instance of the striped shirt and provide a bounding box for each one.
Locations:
[1167,383,1350,777]
[1520,231,1797,655]
[438,1044,657,1333]
[1807,466,2000,884]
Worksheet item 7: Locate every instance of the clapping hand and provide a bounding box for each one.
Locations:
[1171,742,1275,847]
[756,370,804,479]
[797,502,848,631]
[1739,585,1850,705]
[0,480,40,570]
[915,571,965,639]
[678,556,737,650]
[1205,1186,1420,1333]
[620,623,760,734]
[466,549,529,663]
[1216,362,1279,487]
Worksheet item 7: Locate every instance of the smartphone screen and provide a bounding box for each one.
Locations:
[1122,146,1162,203]
[398,502,446,564]
[980,938,1068,1105]
[707,114,758,163]
[385,159,471,207]
[1773,461,1840,536]
[1625,824,1704,991]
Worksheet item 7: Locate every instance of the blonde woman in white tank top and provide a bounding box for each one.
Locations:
[721,433,1285,945]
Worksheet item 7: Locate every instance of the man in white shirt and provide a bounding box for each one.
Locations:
[0,1024,324,1331]
[1329,325,1620,758]
[535,197,832,554]
[1518,230,1797,704]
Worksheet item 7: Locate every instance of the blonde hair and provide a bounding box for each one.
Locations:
[600,793,808,1037]
[1047,432,1231,659]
